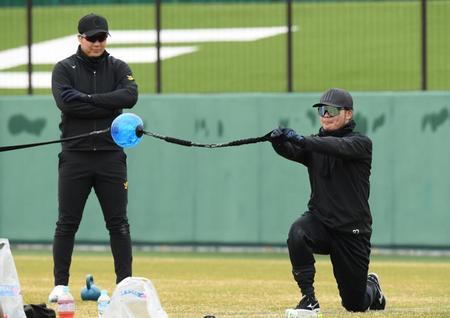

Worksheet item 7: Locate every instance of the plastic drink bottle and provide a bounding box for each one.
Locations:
[0,301,6,318]
[97,290,110,318]
[57,286,75,318]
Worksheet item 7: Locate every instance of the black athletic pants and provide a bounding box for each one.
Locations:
[53,150,132,285]
[287,211,373,312]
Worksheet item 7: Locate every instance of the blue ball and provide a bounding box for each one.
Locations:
[111,113,144,148]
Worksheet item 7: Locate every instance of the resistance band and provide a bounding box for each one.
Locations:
[1,119,271,152]
[0,128,110,152]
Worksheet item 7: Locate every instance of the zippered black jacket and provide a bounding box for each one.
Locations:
[52,46,138,151]
[272,121,373,234]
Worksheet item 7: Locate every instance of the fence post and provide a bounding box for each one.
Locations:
[287,0,293,92]
[420,0,427,91]
[27,0,33,95]
[156,0,162,94]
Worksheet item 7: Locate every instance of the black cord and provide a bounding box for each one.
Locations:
[141,129,271,148]
[1,126,271,152]
[0,128,110,152]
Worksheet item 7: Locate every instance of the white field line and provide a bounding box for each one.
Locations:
[0,72,52,89]
[108,26,297,44]
[0,47,197,89]
[0,26,297,89]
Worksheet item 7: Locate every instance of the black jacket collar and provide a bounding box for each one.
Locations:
[76,45,109,67]
[318,120,356,137]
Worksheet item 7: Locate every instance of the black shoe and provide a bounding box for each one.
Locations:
[295,294,320,312]
[367,273,386,310]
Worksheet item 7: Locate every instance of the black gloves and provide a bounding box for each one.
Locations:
[284,128,305,143]
[60,86,92,103]
[270,127,284,140]
[270,127,304,143]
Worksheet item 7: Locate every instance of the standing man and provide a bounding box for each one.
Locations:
[49,13,138,302]
[270,88,386,313]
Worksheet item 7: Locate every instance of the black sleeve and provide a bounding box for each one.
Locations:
[90,62,138,110]
[301,134,372,160]
[52,62,117,118]
[271,140,310,166]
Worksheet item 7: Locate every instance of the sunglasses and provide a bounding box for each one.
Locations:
[317,105,342,117]
[81,33,108,43]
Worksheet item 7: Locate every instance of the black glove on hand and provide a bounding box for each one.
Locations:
[269,127,304,143]
[270,128,284,141]
[61,87,92,103]
[283,128,304,143]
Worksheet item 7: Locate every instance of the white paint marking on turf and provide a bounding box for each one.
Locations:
[107,46,197,64]
[108,26,296,44]
[0,46,197,89]
[0,72,52,89]
[0,26,297,89]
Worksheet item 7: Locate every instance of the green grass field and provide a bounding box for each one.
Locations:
[1,1,450,95]
[13,250,450,317]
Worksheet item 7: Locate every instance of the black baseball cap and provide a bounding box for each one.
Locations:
[313,88,353,109]
[78,13,110,37]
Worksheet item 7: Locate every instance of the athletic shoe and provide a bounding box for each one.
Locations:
[295,294,321,312]
[48,285,67,303]
[367,273,386,310]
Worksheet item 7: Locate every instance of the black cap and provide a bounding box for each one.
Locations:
[78,13,110,37]
[313,88,353,109]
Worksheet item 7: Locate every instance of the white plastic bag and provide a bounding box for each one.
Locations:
[0,238,26,318]
[285,309,323,318]
[103,277,169,318]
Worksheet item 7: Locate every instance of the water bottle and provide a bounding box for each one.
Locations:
[0,301,5,318]
[97,290,110,318]
[57,286,75,318]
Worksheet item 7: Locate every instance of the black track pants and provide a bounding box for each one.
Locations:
[287,211,372,311]
[53,151,132,285]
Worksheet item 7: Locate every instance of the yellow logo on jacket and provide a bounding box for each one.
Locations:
[123,181,128,190]
[127,75,135,81]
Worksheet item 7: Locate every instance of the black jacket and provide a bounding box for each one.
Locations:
[272,121,373,234]
[52,46,138,151]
